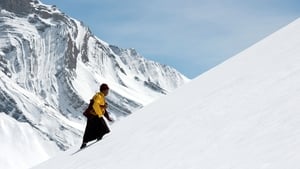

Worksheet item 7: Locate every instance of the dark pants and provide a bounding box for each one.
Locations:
[82,115,110,143]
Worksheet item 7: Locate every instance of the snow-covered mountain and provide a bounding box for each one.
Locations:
[0,0,189,168]
[33,18,300,169]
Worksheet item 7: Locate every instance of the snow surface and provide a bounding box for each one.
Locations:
[0,113,59,169]
[32,18,300,169]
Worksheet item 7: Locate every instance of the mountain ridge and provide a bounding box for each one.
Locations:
[0,0,189,168]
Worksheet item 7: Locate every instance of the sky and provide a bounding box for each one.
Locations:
[41,0,300,78]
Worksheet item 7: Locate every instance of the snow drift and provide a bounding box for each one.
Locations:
[33,18,300,169]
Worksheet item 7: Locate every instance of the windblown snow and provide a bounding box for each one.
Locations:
[33,18,300,169]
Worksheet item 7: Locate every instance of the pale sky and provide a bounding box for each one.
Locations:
[41,0,300,78]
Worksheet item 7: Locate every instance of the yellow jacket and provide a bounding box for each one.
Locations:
[91,92,106,118]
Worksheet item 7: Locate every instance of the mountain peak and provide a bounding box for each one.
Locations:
[0,1,189,169]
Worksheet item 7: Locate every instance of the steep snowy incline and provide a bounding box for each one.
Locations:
[33,18,300,169]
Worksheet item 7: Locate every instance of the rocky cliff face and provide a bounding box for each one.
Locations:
[0,0,33,15]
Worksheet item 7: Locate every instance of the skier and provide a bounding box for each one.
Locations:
[80,83,114,149]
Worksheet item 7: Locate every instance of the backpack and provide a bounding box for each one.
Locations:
[83,99,94,117]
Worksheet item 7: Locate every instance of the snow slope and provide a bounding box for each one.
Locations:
[33,18,300,169]
[0,113,59,169]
